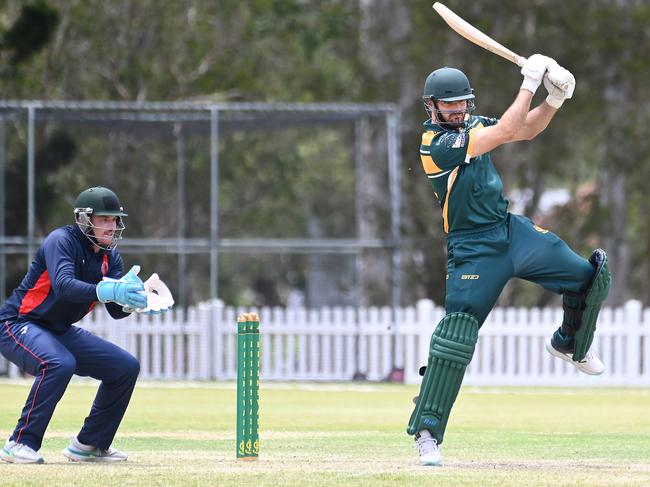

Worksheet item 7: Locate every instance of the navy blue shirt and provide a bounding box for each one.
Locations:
[0,224,130,334]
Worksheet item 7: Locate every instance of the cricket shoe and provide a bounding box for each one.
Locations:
[63,436,128,462]
[1,440,45,464]
[545,337,605,375]
[415,429,442,466]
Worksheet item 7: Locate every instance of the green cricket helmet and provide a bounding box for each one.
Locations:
[423,67,475,126]
[73,186,127,250]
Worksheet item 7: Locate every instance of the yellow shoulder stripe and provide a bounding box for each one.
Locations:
[421,131,442,174]
[421,130,437,145]
[421,155,442,174]
[466,122,484,159]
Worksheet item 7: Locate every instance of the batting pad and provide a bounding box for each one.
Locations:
[407,312,478,443]
[572,249,611,361]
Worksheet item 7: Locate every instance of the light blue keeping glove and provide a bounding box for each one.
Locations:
[122,265,144,285]
[98,265,173,315]
[96,279,147,309]
[120,265,145,313]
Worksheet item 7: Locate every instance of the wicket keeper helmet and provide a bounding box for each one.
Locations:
[423,67,475,122]
[73,186,127,250]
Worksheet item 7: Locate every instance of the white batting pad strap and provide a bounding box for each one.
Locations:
[136,273,174,313]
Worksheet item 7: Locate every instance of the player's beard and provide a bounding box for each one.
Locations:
[432,106,467,130]
[445,119,465,130]
[439,113,465,130]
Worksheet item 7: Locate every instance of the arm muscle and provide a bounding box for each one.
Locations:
[469,90,533,157]
[513,102,558,141]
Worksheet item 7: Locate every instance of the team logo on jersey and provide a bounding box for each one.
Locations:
[451,133,467,148]
[533,225,549,234]
[461,274,480,280]
[440,132,466,149]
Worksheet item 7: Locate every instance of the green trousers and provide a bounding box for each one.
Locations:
[445,213,594,326]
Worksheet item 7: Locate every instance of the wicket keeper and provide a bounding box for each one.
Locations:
[0,187,170,464]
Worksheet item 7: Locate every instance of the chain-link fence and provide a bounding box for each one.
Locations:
[0,101,401,310]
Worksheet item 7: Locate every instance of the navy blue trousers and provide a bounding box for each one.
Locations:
[0,321,139,451]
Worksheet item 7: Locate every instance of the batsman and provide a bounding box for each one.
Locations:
[408,56,612,466]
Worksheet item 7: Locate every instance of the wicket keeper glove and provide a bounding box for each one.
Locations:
[120,265,145,313]
[96,279,147,309]
[122,265,143,285]
[117,266,174,314]
[137,273,174,314]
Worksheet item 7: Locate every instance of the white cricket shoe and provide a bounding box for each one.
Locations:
[63,436,128,462]
[415,429,442,466]
[1,440,45,464]
[545,337,605,375]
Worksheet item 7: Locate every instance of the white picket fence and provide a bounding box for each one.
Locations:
[2,299,649,386]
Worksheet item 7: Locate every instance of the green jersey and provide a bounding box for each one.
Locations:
[419,115,509,234]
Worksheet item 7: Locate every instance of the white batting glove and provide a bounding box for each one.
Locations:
[544,61,576,109]
[547,62,575,98]
[520,54,553,94]
[544,76,567,109]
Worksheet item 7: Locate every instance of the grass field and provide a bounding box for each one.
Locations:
[0,380,649,486]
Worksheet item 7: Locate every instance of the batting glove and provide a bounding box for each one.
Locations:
[544,76,567,109]
[544,61,575,108]
[520,54,553,94]
[548,62,575,96]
